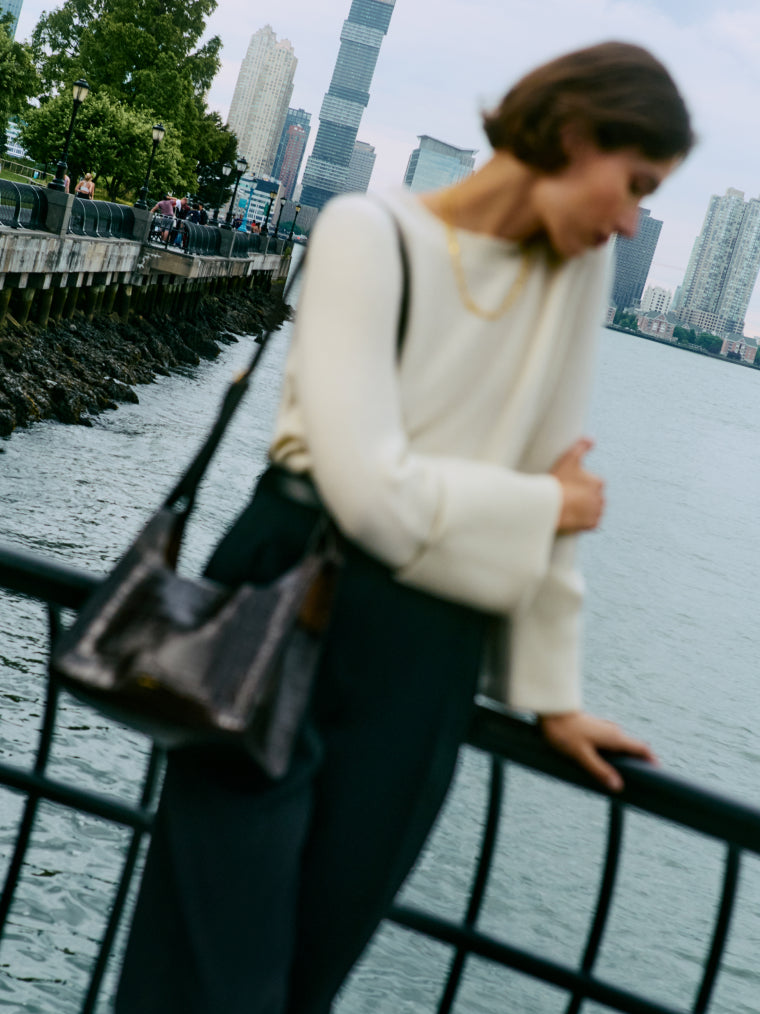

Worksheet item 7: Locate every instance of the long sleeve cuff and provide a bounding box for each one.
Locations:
[395,460,562,614]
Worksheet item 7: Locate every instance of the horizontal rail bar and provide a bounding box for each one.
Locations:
[0,758,153,831]
[390,904,684,1014]
[0,546,99,610]
[468,703,760,855]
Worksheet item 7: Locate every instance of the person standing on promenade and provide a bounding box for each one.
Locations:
[74,172,94,198]
[150,193,177,243]
[115,41,693,1014]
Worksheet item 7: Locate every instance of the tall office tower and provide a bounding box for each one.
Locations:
[345,140,376,193]
[403,135,476,192]
[300,0,396,210]
[272,108,311,182]
[677,188,760,336]
[1,0,22,37]
[277,125,308,200]
[610,208,663,310]
[227,26,297,177]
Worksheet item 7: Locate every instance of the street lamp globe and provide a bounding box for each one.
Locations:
[72,79,90,103]
[222,163,232,177]
[235,156,248,175]
[152,123,166,144]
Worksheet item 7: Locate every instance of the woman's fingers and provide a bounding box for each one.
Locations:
[551,437,594,477]
[539,711,657,792]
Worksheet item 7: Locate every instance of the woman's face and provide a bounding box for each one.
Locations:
[532,140,678,259]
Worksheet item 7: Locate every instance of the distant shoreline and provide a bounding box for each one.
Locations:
[603,323,760,372]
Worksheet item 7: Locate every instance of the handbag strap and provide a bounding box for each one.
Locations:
[163,206,411,518]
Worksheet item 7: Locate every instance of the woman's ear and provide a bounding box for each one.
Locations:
[558,122,595,165]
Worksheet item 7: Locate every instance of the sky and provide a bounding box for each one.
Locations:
[15,0,760,332]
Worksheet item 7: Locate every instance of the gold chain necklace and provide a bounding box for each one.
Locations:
[444,203,530,322]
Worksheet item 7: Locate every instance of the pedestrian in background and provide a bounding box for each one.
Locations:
[74,172,95,199]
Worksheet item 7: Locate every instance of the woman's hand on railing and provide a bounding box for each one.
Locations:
[538,711,657,791]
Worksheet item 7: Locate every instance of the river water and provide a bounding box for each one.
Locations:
[1,273,760,1012]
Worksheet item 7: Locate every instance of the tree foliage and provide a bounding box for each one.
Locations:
[0,16,40,147]
[27,0,234,199]
[19,91,184,200]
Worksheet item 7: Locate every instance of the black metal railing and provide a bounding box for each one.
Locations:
[148,216,223,256]
[67,198,136,239]
[0,180,48,230]
[0,542,759,1013]
[231,229,262,257]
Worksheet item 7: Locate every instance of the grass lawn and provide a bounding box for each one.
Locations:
[0,169,38,184]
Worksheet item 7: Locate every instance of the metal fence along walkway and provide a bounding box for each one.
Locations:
[0,543,759,1013]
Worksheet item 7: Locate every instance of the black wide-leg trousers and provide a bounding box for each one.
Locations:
[114,468,488,1014]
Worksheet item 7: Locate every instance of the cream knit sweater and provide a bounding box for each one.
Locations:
[270,189,610,714]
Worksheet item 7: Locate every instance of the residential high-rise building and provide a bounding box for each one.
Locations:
[403,135,476,192]
[277,125,309,201]
[345,140,376,194]
[300,0,396,210]
[1,0,22,38]
[610,208,663,310]
[677,188,760,337]
[640,285,672,314]
[227,26,297,178]
[272,108,311,183]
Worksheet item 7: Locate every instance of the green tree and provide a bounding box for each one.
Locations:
[695,332,723,355]
[19,91,184,200]
[0,16,40,150]
[29,0,226,197]
[195,114,238,211]
[613,309,638,330]
[673,325,696,343]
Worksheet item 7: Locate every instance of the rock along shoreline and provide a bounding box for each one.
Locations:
[0,284,291,441]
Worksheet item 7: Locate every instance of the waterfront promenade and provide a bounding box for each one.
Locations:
[0,179,289,329]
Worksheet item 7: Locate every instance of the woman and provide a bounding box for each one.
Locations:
[115,41,693,1014]
[75,172,95,198]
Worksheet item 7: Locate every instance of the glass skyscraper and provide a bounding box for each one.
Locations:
[272,108,311,184]
[300,0,395,210]
[404,135,476,193]
[1,0,22,37]
[611,208,663,311]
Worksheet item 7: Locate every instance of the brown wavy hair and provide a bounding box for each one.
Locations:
[483,41,694,171]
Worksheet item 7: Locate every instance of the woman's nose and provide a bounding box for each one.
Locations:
[615,205,640,240]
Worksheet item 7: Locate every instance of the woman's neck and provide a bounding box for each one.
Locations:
[420,152,544,243]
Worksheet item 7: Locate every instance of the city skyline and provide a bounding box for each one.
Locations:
[14,0,760,331]
[300,0,396,209]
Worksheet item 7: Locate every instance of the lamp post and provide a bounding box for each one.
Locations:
[263,190,277,235]
[212,163,232,224]
[48,78,89,192]
[133,123,166,209]
[287,203,302,245]
[223,155,248,228]
[273,197,286,238]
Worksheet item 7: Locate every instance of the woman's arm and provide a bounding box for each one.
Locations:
[289,196,564,615]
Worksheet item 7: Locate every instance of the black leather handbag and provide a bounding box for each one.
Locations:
[49,257,335,779]
[50,208,410,779]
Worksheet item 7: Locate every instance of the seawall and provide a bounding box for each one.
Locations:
[0,277,290,438]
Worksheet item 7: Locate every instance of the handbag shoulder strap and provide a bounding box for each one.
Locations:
[164,203,411,514]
